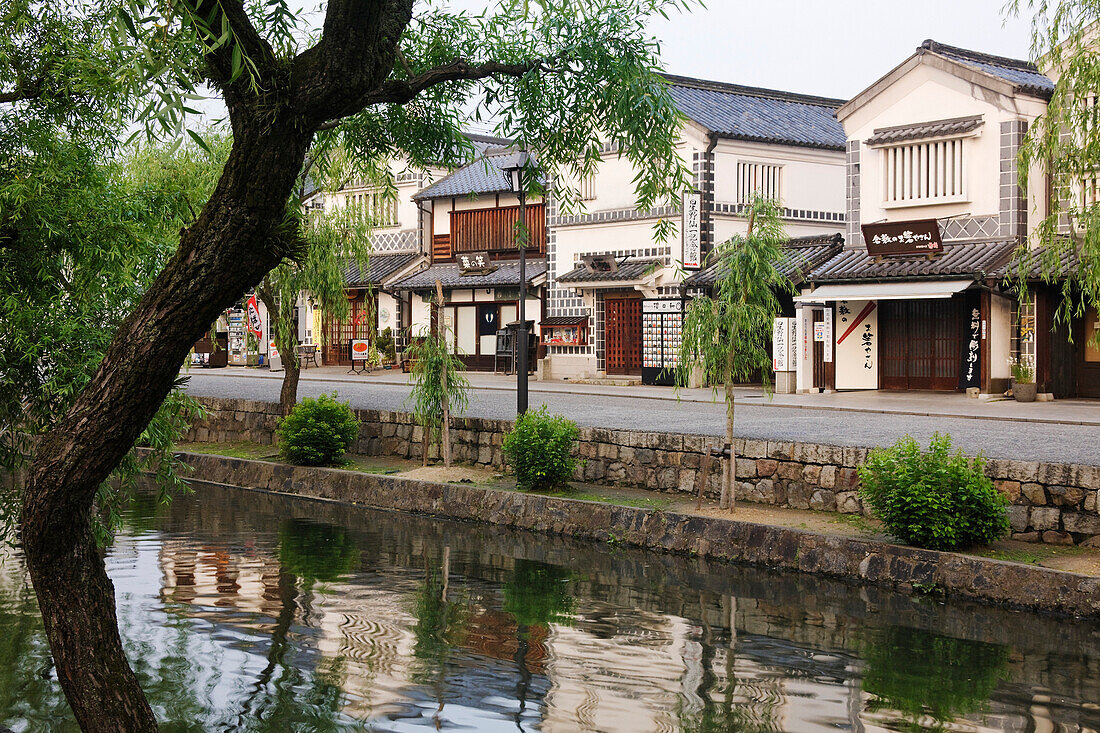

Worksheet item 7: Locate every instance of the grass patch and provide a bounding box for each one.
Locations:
[830,513,879,534]
[178,441,279,461]
[540,489,673,511]
[975,545,1086,565]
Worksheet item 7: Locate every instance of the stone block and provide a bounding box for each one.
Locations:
[1076,464,1100,491]
[1048,485,1087,509]
[578,442,599,459]
[756,459,778,477]
[836,468,860,491]
[741,439,769,459]
[994,480,1022,503]
[1087,491,1098,513]
[678,471,696,493]
[1021,483,1047,506]
[802,464,822,485]
[836,491,861,514]
[1037,462,1077,486]
[618,446,636,464]
[786,482,812,510]
[607,462,626,482]
[1081,535,1100,548]
[752,479,775,504]
[1042,530,1075,545]
[1006,461,1040,482]
[1006,505,1029,532]
[634,448,656,464]
[819,465,837,489]
[1029,507,1061,531]
[682,435,706,453]
[1011,531,1041,543]
[1062,512,1100,535]
[778,462,803,480]
[478,446,493,465]
[809,489,837,512]
[656,467,678,490]
[767,441,794,460]
[736,459,756,479]
[598,443,618,460]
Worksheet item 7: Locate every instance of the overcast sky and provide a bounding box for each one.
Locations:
[646,0,1036,100]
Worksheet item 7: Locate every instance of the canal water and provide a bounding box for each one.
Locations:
[2,483,1099,732]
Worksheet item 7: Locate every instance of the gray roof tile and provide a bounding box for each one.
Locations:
[342,252,420,287]
[390,259,547,290]
[996,245,1078,281]
[683,234,844,288]
[414,152,544,201]
[920,40,1053,97]
[807,240,1018,283]
[866,115,984,146]
[664,74,846,151]
[556,258,664,284]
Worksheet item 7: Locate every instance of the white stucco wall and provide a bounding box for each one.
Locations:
[990,292,1013,380]
[841,60,1048,239]
[712,139,845,215]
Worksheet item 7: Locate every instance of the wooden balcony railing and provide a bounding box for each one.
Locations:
[448,204,545,258]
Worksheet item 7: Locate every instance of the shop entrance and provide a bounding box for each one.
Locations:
[605,294,642,375]
[879,299,964,390]
[1079,306,1100,398]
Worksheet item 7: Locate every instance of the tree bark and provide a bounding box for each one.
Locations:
[436,281,452,468]
[723,349,736,511]
[21,111,314,732]
[257,285,302,416]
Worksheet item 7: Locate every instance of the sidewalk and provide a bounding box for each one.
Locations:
[189,365,1100,426]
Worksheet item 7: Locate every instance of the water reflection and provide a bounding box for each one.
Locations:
[1,484,1099,732]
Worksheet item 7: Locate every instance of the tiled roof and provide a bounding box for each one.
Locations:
[920,40,1054,97]
[683,234,844,288]
[389,259,547,290]
[466,132,513,155]
[414,151,543,201]
[342,252,420,287]
[556,258,664,284]
[663,74,847,151]
[996,245,1079,281]
[806,240,1018,283]
[865,115,984,146]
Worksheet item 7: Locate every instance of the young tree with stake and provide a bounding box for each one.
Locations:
[674,196,792,510]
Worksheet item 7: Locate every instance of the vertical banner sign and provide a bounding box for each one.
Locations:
[681,190,702,270]
[959,304,982,389]
[246,295,263,340]
[772,318,789,371]
[823,306,833,363]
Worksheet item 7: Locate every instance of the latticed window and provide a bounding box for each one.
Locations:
[736,161,782,204]
[350,191,399,227]
[881,139,966,205]
[579,172,597,201]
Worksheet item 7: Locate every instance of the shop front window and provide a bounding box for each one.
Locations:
[1012,296,1036,369]
[1086,307,1100,363]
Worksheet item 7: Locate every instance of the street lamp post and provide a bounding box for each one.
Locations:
[502,151,531,415]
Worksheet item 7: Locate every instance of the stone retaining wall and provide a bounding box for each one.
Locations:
[164,450,1100,618]
[186,397,1100,546]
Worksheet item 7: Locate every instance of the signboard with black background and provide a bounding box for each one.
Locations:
[862,219,944,257]
[958,293,982,390]
[478,304,499,336]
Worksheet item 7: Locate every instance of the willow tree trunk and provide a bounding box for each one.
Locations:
[722,349,736,511]
[21,113,314,732]
[257,286,302,416]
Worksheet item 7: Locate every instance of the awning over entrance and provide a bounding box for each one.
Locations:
[794,280,972,303]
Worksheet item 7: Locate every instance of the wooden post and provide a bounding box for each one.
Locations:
[695,445,713,511]
[436,280,452,467]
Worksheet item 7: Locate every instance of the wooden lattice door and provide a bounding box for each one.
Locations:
[879,299,963,390]
[606,296,642,375]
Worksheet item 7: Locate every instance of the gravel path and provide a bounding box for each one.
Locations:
[184,373,1100,465]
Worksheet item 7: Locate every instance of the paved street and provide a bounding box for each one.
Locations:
[183,368,1100,465]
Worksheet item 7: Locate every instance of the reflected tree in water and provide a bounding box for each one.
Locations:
[861,626,1009,731]
[502,560,575,630]
[277,519,361,589]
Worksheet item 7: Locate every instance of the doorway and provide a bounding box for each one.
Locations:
[1079,306,1100,398]
[879,299,964,390]
[605,294,642,375]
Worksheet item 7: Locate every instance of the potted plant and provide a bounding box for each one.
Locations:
[1010,358,1037,402]
[377,327,397,369]
[246,331,262,367]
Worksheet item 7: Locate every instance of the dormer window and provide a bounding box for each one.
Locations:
[866,115,983,208]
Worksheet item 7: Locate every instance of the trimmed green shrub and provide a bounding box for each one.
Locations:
[502,407,579,491]
[858,433,1009,550]
[276,392,360,466]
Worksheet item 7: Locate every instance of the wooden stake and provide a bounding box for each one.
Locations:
[695,445,713,511]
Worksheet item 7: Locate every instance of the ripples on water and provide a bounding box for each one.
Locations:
[2,484,1100,732]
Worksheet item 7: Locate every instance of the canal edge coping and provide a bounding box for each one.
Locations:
[159,450,1100,619]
